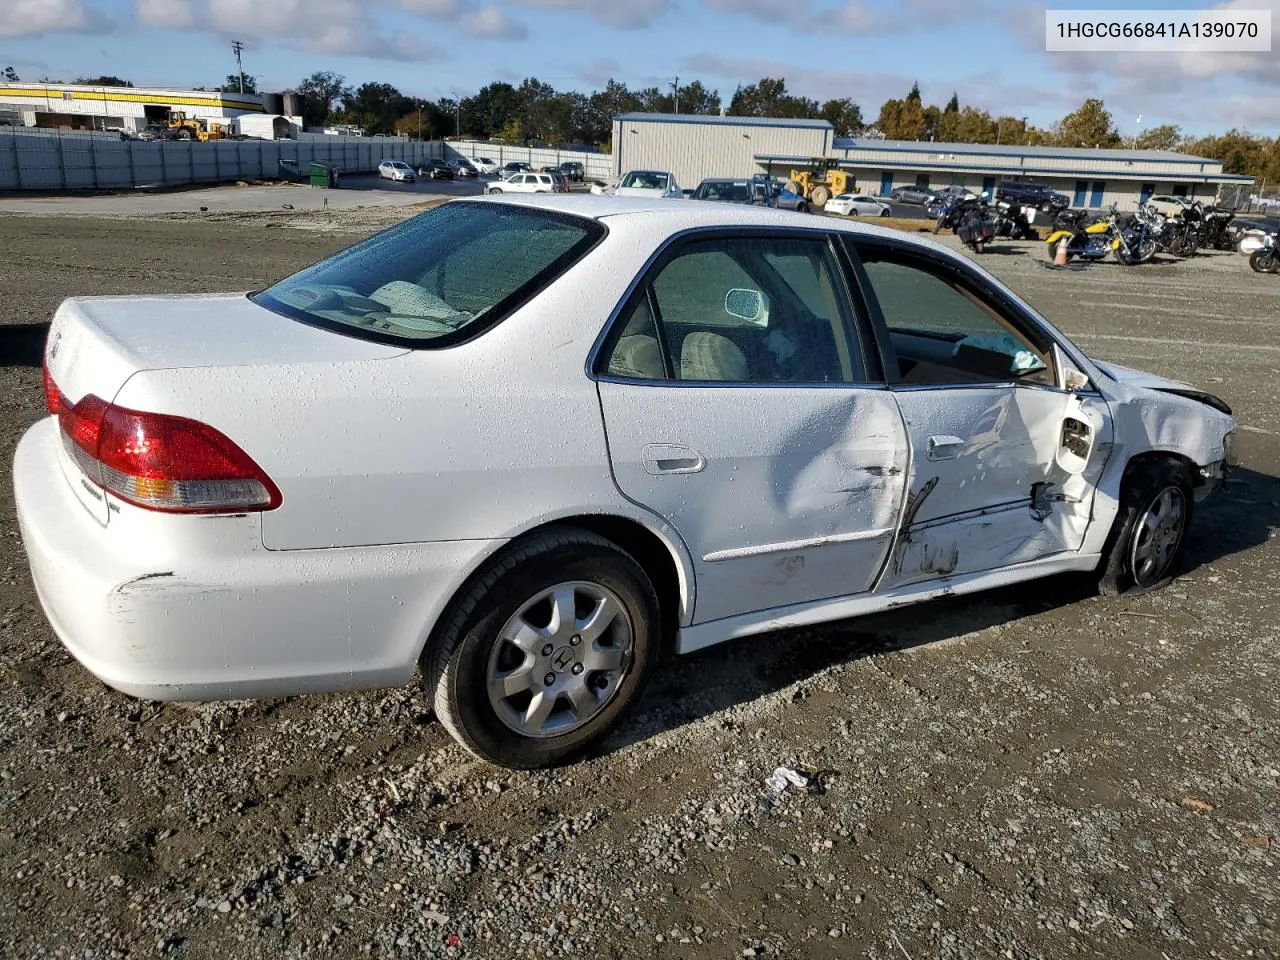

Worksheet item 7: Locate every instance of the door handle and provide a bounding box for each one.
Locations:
[926,435,964,461]
[642,443,706,475]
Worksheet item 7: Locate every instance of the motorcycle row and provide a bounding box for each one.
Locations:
[930,193,1276,273]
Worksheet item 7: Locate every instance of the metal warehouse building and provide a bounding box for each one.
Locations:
[613,112,1252,209]
[0,82,267,133]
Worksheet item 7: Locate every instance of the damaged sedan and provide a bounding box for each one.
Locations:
[14,196,1236,768]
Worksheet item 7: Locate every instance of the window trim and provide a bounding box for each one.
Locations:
[841,235,1069,391]
[589,225,884,389]
[252,201,608,351]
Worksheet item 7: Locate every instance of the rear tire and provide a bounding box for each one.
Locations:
[423,528,659,769]
[810,185,831,208]
[1097,460,1194,596]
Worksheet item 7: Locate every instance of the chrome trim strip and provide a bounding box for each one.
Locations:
[702,526,896,562]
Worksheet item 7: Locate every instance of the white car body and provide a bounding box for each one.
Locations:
[15,196,1234,761]
[488,173,557,194]
[1147,195,1193,217]
[377,160,415,182]
[825,194,892,217]
[591,178,621,196]
[469,157,500,175]
[613,170,683,200]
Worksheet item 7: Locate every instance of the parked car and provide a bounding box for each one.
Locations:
[16,196,1236,769]
[560,161,585,183]
[449,159,478,178]
[1146,195,1194,217]
[417,159,454,181]
[614,170,683,200]
[996,180,1071,213]
[771,182,811,213]
[590,178,620,196]
[690,177,773,205]
[890,185,937,205]
[469,156,501,175]
[486,172,563,194]
[825,193,892,217]
[501,161,533,176]
[377,160,416,183]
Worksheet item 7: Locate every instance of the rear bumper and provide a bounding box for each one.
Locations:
[14,418,501,702]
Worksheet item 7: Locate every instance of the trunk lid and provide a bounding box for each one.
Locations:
[44,293,407,525]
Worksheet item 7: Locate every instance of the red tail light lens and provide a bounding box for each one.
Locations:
[44,373,280,514]
[43,361,62,415]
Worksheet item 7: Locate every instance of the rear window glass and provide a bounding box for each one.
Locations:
[253,202,603,346]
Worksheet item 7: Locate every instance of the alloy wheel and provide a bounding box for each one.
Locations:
[1129,486,1188,586]
[486,581,634,739]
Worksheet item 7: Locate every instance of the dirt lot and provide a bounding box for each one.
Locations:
[0,206,1277,960]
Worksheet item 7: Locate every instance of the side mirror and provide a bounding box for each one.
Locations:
[725,288,770,326]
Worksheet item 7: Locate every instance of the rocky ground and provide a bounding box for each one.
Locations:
[0,206,1276,960]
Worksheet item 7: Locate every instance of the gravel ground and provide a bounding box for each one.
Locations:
[0,207,1277,960]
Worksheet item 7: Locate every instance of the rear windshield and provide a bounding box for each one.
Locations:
[253,202,604,346]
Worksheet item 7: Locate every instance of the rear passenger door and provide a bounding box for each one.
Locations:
[595,232,909,625]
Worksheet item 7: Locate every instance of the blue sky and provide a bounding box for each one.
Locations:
[2,0,1278,135]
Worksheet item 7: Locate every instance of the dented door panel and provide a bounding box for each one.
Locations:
[879,384,1112,589]
[599,382,909,623]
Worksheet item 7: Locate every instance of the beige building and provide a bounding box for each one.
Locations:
[613,113,1252,209]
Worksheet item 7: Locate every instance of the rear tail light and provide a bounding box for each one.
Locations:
[44,373,280,514]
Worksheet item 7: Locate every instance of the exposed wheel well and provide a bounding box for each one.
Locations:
[1122,451,1199,488]
[421,517,686,670]
[553,516,684,655]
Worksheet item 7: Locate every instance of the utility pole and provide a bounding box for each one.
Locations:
[231,40,245,94]
[670,76,679,114]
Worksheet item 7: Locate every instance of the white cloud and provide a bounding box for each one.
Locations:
[464,6,527,38]
[395,0,468,17]
[135,0,194,29]
[0,0,109,38]
[703,0,989,35]
[508,0,673,28]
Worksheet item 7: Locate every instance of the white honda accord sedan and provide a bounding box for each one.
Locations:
[15,196,1236,768]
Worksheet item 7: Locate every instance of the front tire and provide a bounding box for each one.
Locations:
[423,528,659,769]
[1249,249,1278,273]
[1097,460,1194,596]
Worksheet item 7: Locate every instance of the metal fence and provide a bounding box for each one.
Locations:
[0,127,617,191]
[437,140,615,180]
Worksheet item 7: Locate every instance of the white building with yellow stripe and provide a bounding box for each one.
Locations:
[0,81,266,133]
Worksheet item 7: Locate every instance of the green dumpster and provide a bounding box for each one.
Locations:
[308,162,339,188]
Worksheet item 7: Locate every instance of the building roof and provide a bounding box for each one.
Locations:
[615,112,833,130]
[832,137,1214,165]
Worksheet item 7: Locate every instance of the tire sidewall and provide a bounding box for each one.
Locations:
[440,542,658,768]
[1099,461,1194,594]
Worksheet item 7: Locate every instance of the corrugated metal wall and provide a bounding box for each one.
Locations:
[835,146,1214,178]
[611,119,829,187]
[0,128,617,191]
[439,140,614,179]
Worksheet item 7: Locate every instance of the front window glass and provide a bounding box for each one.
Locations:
[254,202,602,345]
[620,171,670,190]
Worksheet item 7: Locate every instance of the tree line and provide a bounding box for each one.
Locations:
[4,64,1278,187]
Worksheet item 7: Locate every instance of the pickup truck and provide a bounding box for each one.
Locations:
[996,180,1071,212]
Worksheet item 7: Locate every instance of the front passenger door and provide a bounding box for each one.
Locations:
[850,241,1112,590]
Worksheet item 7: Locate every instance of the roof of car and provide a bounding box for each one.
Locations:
[460,195,906,236]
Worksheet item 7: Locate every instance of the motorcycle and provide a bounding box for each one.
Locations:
[934,195,995,253]
[1158,201,1205,257]
[1249,233,1279,273]
[1202,207,1236,251]
[991,199,1038,240]
[1044,204,1153,265]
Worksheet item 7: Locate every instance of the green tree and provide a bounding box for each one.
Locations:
[292,71,350,128]
[1134,124,1181,151]
[820,97,863,136]
[461,82,521,139]
[217,73,259,94]
[1050,98,1121,148]
[876,96,926,140]
[728,77,818,118]
[907,81,921,102]
[75,75,132,87]
[339,82,412,135]
[2,66,19,82]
